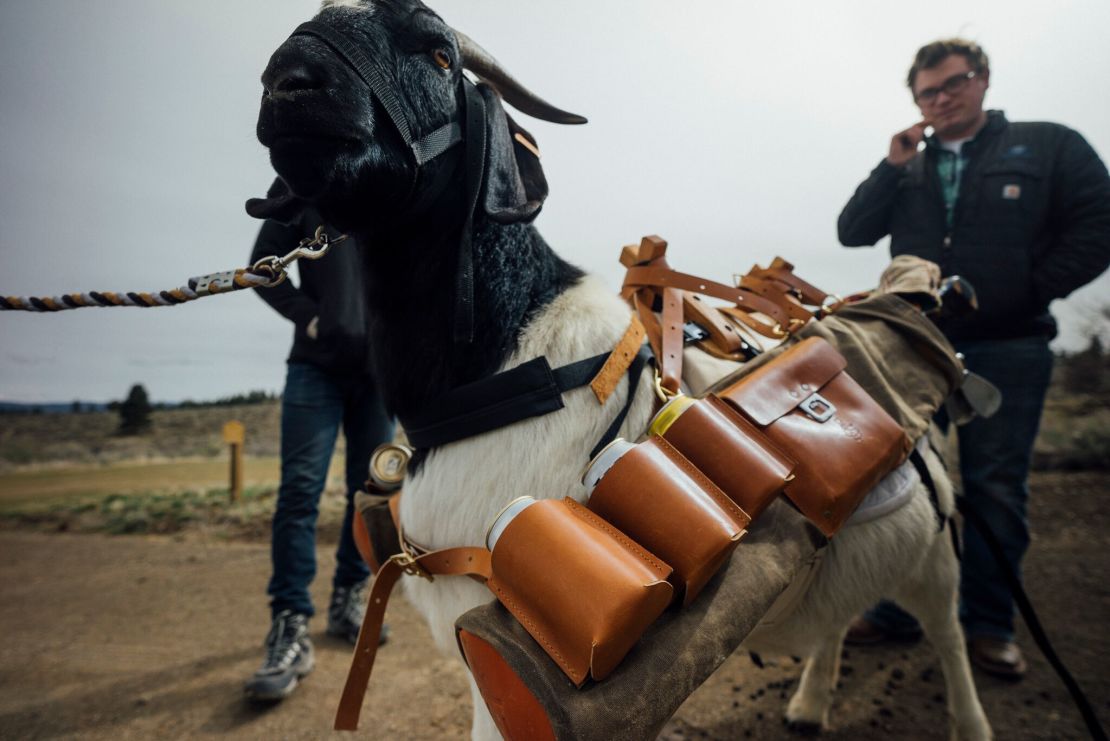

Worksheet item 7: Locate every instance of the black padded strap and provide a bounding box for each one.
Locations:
[908,448,945,532]
[452,81,487,345]
[399,344,650,456]
[400,353,604,450]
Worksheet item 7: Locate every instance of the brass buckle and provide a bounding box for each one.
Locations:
[388,552,434,581]
[652,364,678,403]
[820,294,845,314]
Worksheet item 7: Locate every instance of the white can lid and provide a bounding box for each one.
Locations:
[580,438,635,496]
[485,496,537,551]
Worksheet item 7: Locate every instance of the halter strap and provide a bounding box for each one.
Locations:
[292,21,463,171]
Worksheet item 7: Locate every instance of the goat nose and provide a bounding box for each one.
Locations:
[269,63,323,94]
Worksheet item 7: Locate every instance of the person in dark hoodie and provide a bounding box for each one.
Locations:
[838,38,1110,679]
[243,206,393,702]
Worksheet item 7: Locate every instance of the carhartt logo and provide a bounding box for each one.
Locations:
[1002,184,1021,200]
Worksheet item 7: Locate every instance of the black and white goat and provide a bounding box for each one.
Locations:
[249,2,991,738]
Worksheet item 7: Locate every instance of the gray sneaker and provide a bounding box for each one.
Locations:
[327,579,390,645]
[244,610,314,702]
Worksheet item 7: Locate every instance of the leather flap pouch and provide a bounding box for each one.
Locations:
[487,498,673,686]
[718,337,847,426]
[588,435,749,606]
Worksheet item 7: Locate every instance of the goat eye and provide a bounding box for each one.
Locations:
[432,49,451,69]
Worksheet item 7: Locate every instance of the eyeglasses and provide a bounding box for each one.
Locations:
[914,70,977,104]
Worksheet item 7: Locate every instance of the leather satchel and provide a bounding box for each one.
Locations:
[716,336,910,536]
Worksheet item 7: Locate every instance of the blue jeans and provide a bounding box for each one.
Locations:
[268,362,394,618]
[865,336,1053,642]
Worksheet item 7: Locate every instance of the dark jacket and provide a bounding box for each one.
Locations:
[249,209,372,374]
[838,110,1110,341]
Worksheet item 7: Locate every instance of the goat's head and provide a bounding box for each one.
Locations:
[247,0,585,231]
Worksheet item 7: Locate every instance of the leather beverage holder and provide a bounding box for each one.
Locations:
[486,498,674,686]
[716,336,910,536]
[659,395,796,521]
[352,491,402,574]
[587,435,750,606]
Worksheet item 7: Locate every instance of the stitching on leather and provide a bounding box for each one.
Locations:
[706,395,796,474]
[653,436,747,524]
[566,499,669,573]
[490,582,575,676]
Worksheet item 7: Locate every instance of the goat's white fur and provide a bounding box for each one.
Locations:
[399,276,991,740]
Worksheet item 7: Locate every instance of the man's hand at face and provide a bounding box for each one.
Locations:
[887,121,930,166]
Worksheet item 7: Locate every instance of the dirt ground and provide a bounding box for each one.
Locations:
[1,472,1107,740]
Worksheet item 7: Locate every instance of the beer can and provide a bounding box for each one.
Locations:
[485,496,537,551]
[648,394,696,437]
[368,442,413,491]
[581,438,636,497]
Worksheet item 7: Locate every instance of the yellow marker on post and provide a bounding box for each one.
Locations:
[222,420,245,502]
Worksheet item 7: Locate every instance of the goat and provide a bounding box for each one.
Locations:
[248,2,991,738]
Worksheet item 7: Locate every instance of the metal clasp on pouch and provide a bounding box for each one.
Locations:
[799,392,835,422]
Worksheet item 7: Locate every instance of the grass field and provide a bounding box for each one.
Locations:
[0,457,276,506]
[0,454,350,539]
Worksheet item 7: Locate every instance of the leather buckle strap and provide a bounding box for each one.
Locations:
[746,257,830,308]
[334,544,493,731]
[623,265,798,327]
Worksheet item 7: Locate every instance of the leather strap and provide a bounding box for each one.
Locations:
[736,275,815,323]
[683,293,744,355]
[719,305,796,339]
[659,287,685,395]
[747,257,831,308]
[334,545,493,731]
[623,266,797,327]
[590,315,646,404]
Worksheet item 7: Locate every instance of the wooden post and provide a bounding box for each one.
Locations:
[222,420,245,503]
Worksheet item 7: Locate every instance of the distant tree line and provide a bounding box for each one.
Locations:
[177,389,280,409]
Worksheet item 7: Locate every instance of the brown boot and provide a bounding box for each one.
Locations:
[968,637,1027,680]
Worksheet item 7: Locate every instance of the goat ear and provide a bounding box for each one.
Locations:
[478,83,548,224]
[245,178,309,225]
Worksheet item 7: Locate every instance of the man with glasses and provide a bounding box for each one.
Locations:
[838,38,1110,679]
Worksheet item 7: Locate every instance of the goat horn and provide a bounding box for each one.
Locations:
[454,30,587,125]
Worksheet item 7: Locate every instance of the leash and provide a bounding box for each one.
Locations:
[956,497,1108,741]
[0,226,345,312]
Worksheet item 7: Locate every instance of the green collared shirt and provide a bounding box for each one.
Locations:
[928,117,995,228]
[934,143,971,228]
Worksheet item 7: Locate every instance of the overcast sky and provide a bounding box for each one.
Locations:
[1,0,1108,403]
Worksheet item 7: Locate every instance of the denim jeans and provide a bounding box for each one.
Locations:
[865,335,1053,642]
[268,362,394,618]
